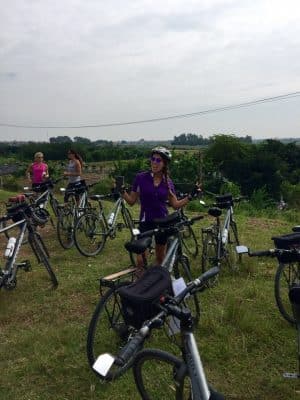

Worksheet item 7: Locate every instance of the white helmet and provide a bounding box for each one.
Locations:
[151,147,172,162]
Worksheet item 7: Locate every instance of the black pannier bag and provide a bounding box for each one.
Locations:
[118,266,172,329]
[272,233,300,263]
[215,193,233,209]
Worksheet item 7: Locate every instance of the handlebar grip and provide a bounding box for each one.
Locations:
[249,250,272,257]
[115,334,144,366]
[138,229,157,239]
[199,266,220,284]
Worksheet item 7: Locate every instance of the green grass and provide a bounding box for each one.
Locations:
[1,195,300,399]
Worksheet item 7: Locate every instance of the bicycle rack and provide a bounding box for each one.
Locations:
[283,284,300,379]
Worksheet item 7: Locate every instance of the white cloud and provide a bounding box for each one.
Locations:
[0,0,300,141]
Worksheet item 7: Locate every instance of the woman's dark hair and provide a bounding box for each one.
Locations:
[68,149,83,167]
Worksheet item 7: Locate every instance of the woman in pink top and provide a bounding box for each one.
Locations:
[26,152,49,190]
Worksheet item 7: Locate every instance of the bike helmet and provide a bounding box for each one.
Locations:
[151,147,172,162]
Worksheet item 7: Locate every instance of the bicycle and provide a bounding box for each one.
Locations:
[73,190,136,257]
[237,228,300,325]
[86,211,203,380]
[23,177,65,220]
[0,200,58,289]
[56,180,98,249]
[93,266,224,400]
[201,193,244,284]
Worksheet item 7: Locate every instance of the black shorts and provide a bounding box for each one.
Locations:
[139,221,168,246]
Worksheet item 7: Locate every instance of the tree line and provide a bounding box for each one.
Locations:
[0,135,299,208]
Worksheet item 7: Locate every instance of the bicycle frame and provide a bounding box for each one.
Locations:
[97,196,134,237]
[182,326,211,399]
[0,218,28,288]
[217,206,233,259]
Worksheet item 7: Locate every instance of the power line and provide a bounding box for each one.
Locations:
[0,91,300,129]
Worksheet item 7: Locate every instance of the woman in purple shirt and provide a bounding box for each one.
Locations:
[123,147,190,271]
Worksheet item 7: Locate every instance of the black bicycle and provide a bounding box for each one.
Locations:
[0,200,58,289]
[86,211,203,380]
[24,177,65,220]
[237,227,300,324]
[92,267,224,399]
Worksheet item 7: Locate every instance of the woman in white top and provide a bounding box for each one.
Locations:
[63,149,83,202]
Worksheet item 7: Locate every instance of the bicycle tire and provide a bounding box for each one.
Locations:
[274,261,300,324]
[74,212,107,256]
[50,196,60,218]
[201,229,218,287]
[224,221,241,271]
[87,281,138,381]
[122,207,138,266]
[122,206,135,232]
[29,232,58,287]
[173,256,200,323]
[133,348,187,400]
[56,206,74,249]
[180,225,198,258]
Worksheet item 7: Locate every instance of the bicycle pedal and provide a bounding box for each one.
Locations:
[117,223,125,231]
[283,372,300,379]
[17,260,32,272]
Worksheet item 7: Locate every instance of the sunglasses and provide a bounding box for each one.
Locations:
[150,156,163,163]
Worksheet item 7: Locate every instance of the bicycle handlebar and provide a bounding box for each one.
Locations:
[137,214,203,240]
[248,248,300,258]
[116,266,220,366]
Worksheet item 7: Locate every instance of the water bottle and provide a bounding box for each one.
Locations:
[4,237,16,258]
[222,228,228,244]
[108,212,115,226]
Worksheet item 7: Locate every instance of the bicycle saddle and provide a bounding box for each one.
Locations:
[125,237,152,255]
[208,207,222,218]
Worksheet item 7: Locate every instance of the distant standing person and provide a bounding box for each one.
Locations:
[26,152,49,190]
[63,149,83,202]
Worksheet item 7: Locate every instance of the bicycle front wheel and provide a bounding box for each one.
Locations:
[133,348,187,400]
[56,207,74,249]
[180,225,198,258]
[87,282,137,381]
[225,221,241,271]
[275,261,300,324]
[29,232,58,287]
[74,213,106,256]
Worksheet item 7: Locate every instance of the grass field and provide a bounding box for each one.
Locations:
[0,189,300,400]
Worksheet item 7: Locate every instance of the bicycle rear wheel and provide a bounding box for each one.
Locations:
[180,225,198,258]
[133,348,187,400]
[201,228,218,287]
[87,282,138,381]
[57,206,74,249]
[29,232,58,287]
[275,261,300,324]
[74,212,106,256]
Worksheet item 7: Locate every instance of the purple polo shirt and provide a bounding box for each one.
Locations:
[132,171,175,222]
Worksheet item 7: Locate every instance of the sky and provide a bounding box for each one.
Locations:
[1,0,300,143]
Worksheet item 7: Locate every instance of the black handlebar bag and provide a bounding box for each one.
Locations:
[118,266,172,329]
